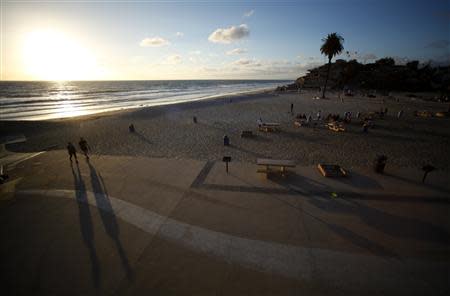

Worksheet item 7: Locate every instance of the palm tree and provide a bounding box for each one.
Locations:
[320,33,344,98]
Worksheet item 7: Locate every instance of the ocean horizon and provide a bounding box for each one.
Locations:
[0,80,290,121]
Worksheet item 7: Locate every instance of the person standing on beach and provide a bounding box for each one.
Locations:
[78,137,91,160]
[67,142,78,163]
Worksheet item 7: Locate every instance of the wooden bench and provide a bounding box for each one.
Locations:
[257,158,296,178]
[241,130,254,138]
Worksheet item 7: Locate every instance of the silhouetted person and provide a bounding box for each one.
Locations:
[193,116,197,123]
[79,137,91,160]
[67,142,78,163]
[363,121,369,133]
[290,103,294,114]
[223,135,230,146]
[129,124,135,133]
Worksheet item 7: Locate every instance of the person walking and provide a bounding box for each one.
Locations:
[78,137,91,160]
[67,142,78,163]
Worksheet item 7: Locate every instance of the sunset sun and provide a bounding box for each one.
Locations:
[22,30,98,80]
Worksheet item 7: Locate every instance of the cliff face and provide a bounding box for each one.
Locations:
[294,59,450,93]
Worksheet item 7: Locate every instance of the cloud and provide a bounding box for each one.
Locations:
[140,37,170,47]
[392,56,410,65]
[191,57,323,79]
[166,54,182,64]
[361,53,377,61]
[189,50,202,55]
[208,24,250,44]
[226,48,248,55]
[243,9,254,18]
[175,32,184,37]
[426,40,450,49]
[231,58,261,67]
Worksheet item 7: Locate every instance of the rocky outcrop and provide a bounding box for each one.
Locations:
[279,58,450,95]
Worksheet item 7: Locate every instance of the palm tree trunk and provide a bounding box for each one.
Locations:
[322,57,332,99]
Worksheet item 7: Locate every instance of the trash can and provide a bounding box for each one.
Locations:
[374,155,387,173]
[223,135,230,146]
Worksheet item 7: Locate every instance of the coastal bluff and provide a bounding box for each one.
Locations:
[280,58,450,97]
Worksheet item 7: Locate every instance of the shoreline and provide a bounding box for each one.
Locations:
[1,90,450,171]
[0,88,278,124]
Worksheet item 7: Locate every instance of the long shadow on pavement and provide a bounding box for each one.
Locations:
[274,173,450,246]
[230,172,399,258]
[71,163,101,288]
[88,161,133,281]
[384,172,450,195]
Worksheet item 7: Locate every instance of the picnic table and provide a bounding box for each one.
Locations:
[326,122,345,132]
[259,122,280,132]
[256,158,296,177]
[317,164,348,177]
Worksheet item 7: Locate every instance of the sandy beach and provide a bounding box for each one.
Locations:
[1,90,450,170]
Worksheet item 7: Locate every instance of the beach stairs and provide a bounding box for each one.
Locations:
[0,134,27,158]
[0,135,44,173]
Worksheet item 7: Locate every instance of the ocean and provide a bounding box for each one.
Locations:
[0,80,289,121]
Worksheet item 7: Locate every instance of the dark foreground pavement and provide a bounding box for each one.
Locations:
[1,151,449,295]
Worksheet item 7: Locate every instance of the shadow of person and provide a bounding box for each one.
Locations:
[71,163,101,288]
[88,162,133,281]
[350,201,450,245]
[384,172,450,195]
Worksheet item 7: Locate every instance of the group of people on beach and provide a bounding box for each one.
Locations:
[293,104,389,133]
[67,137,91,163]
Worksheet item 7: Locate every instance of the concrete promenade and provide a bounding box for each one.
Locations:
[0,151,449,295]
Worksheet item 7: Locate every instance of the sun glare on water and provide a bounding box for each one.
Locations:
[22,30,100,81]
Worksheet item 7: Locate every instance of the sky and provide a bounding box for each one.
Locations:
[1,0,449,80]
